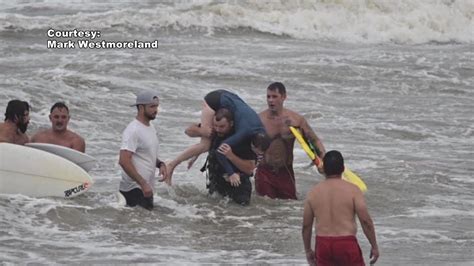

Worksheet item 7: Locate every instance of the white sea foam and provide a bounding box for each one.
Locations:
[378,227,453,243]
[0,2,473,264]
[407,207,474,218]
[0,0,472,44]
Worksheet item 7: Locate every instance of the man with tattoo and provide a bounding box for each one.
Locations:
[255,82,326,199]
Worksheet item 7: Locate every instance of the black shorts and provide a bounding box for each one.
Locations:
[211,174,252,206]
[120,188,154,210]
[204,90,224,111]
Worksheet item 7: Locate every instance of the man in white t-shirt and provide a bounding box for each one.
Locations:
[119,90,169,210]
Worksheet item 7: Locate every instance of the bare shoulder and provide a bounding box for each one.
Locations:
[339,181,364,206]
[281,108,298,118]
[68,130,86,152]
[306,182,323,199]
[295,113,309,126]
[350,182,364,198]
[277,108,301,126]
[282,109,304,124]
[68,130,84,142]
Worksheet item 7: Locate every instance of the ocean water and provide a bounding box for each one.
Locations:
[0,0,473,265]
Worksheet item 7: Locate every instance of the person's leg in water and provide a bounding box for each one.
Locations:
[167,101,214,184]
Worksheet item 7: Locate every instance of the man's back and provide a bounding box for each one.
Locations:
[309,178,362,236]
[302,150,379,265]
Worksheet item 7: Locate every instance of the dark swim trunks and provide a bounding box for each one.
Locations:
[204,90,224,111]
[120,188,153,210]
[255,164,296,200]
[315,235,365,266]
[211,173,252,206]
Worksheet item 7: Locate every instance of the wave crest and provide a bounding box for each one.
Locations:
[1,0,473,44]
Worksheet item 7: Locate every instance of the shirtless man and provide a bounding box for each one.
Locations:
[31,102,85,152]
[0,100,31,145]
[255,82,325,199]
[302,150,379,265]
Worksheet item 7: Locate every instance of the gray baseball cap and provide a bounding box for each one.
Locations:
[130,90,160,106]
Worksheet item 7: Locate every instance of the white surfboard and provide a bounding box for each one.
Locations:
[25,143,96,172]
[0,143,93,198]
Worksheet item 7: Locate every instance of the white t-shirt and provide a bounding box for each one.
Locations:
[119,119,159,192]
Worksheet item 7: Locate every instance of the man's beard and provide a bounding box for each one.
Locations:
[145,112,156,120]
[17,121,28,133]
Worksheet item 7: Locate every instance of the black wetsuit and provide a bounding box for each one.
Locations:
[203,134,256,205]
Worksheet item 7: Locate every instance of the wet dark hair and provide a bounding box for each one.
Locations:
[267,82,286,95]
[215,108,234,123]
[323,150,345,177]
[4,100,30,122]
[251,131,271,151]
[50,102,69,113]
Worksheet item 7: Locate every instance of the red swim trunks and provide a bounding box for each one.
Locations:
[315,235,365,266]
[255,164,296,200]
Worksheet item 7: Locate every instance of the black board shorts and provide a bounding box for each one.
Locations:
[210,174,252,206]
[120,188,153,210]
[204,90,224,111]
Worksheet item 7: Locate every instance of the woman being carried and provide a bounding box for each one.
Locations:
[167,90,270,184]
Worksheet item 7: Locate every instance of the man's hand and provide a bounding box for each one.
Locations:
[370,245,379,264]
[316,165,324,174]
[140,181,153,198]
[228,173,241,187]
[313,158,324,174]
[305,249,315,266]
[217,143,234,158]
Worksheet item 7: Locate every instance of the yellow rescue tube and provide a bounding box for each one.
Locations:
[289,126,367,192]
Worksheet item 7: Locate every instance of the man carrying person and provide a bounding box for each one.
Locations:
[0,100,31,145]
[189,108,265,205]
[118,91,169,210]
[31,102,85,152]
[256,82,326,199]
[167,89,270,183]
[302,150,379,265]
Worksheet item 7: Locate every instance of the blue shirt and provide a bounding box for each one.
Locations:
[211,90,265,175]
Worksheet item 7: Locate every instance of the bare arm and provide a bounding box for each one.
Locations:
[72,136,86,153]
[302,198,315,265]
[217,128,252,176]
[119,150,152,197]
[217,143,255,175]
[355,191,379,264]
[300,118,325,158]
